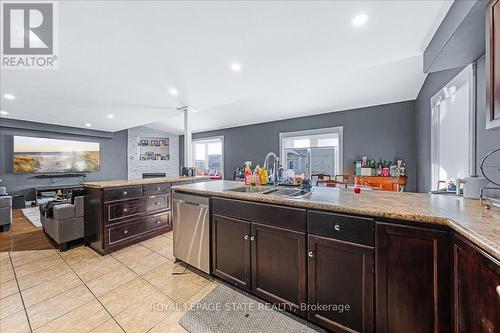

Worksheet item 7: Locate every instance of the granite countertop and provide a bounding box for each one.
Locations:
[82,176,211,189]
[172,180,500,261]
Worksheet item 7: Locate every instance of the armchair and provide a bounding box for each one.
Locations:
[41,196,84,251]
[0,196,12,232]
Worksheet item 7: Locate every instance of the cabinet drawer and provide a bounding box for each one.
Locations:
[108,212,170,244]
[104,186,142,202]
[145,194,170,212]
[143,183,171,196]
[308,210,374,246]
[107,199,145,222]
[212,198,306,232]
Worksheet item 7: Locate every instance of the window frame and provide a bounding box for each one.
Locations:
[192,135,224,178]
[279,126,344,179]
[430,63,476,191]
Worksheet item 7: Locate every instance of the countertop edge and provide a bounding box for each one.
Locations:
[172,186,500,262]
[81,176,211,189]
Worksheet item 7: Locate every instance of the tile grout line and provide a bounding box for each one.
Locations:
[110,251,179,307]
[16,261,72,293]
[8,234,176,332]
[88,243,183,330]
[8,252,34,333]
[55,249,127,333]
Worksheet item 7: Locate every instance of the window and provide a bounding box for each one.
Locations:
[192,136,224,178]
[431,64,475,191]
[279,127,343,180]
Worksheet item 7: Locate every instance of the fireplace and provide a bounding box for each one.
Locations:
[142,173,166,179]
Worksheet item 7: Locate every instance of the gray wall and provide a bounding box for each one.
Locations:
[181,101,417,192]
[415,55,500,192]
[0,119,128,198]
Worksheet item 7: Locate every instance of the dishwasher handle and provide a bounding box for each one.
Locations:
[176,199,200,207]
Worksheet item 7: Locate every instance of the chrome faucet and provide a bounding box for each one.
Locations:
[263,152,279,186]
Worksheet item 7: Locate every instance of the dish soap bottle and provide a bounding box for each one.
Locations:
[253,165,261,186]
[244,161,252,185]
[260,167,268,185]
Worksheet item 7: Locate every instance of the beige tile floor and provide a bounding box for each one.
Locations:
[0,232,217,333]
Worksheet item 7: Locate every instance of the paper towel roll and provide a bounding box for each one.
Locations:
[463,177,489,199]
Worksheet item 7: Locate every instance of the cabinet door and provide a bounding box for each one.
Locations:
[454,236,500,333]
[211,214,251,291]
[308,235,374,333]
[486,0,500,129]
[251,222,307,317]
[376,223,451,333]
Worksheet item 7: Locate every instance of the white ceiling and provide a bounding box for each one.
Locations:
[0,0,452,134]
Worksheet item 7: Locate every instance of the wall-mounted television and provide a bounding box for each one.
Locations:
[13,136,100,174]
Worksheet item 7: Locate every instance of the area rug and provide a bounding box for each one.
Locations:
[21,207,42,228]
[179,284,325,333]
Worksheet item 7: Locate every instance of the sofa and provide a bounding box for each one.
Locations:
[41,196,84,251]
[0,196,12,232]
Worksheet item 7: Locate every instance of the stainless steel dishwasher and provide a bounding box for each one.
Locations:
[172,192,210,274]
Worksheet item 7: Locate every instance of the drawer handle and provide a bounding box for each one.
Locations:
[123,230,128,234]
[334,224,341,232]
[123,208,128,213]
[250,236,255,241]
[244,235,249,240]
[123,191,128,196]
[157,187,161,191]
[155,201,160,205]
[496,285,500,297]
[156,220,161,224]
[308,251,314,258]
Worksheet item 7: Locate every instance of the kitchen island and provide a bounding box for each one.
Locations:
[82,176,210,255]
[172,180,500,333]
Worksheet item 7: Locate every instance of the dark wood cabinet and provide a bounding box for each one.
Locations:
[251,222,306,317]
[376,223,451,333]
[308,235,374,333]
[211,214,251,291]
[84,180,196,254]
[486,0,500,129]
[211,198,307,315]
[209,197,500,332]
[453,235,500,333]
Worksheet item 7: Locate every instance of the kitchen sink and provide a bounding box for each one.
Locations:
[225,186,278,194]
[267,188,312,199]
[225,186,311,198]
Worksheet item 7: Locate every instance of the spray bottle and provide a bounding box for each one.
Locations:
[244,161,252,185]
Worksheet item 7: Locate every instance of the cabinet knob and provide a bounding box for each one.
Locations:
[496,285,500,297]
[155,202,160,205]
[157,187,161,191]
[308,251,314,258]
[123,191,128,195]
[156,220,161,224]
[250,236,255,241]
[244,235,249,240]
[123,230,128,234]
[334,224,341,232]
[123,208,128,213]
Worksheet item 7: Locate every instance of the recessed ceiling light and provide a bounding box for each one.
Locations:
[169,88,178,96]
[352,14,369,27]
[85,123,92,127]
[3,93,15,100]
[107,114,115,119]
[231,62,241,72]
[0,110,8,116]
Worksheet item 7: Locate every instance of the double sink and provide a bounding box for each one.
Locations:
[225,186,311,199]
